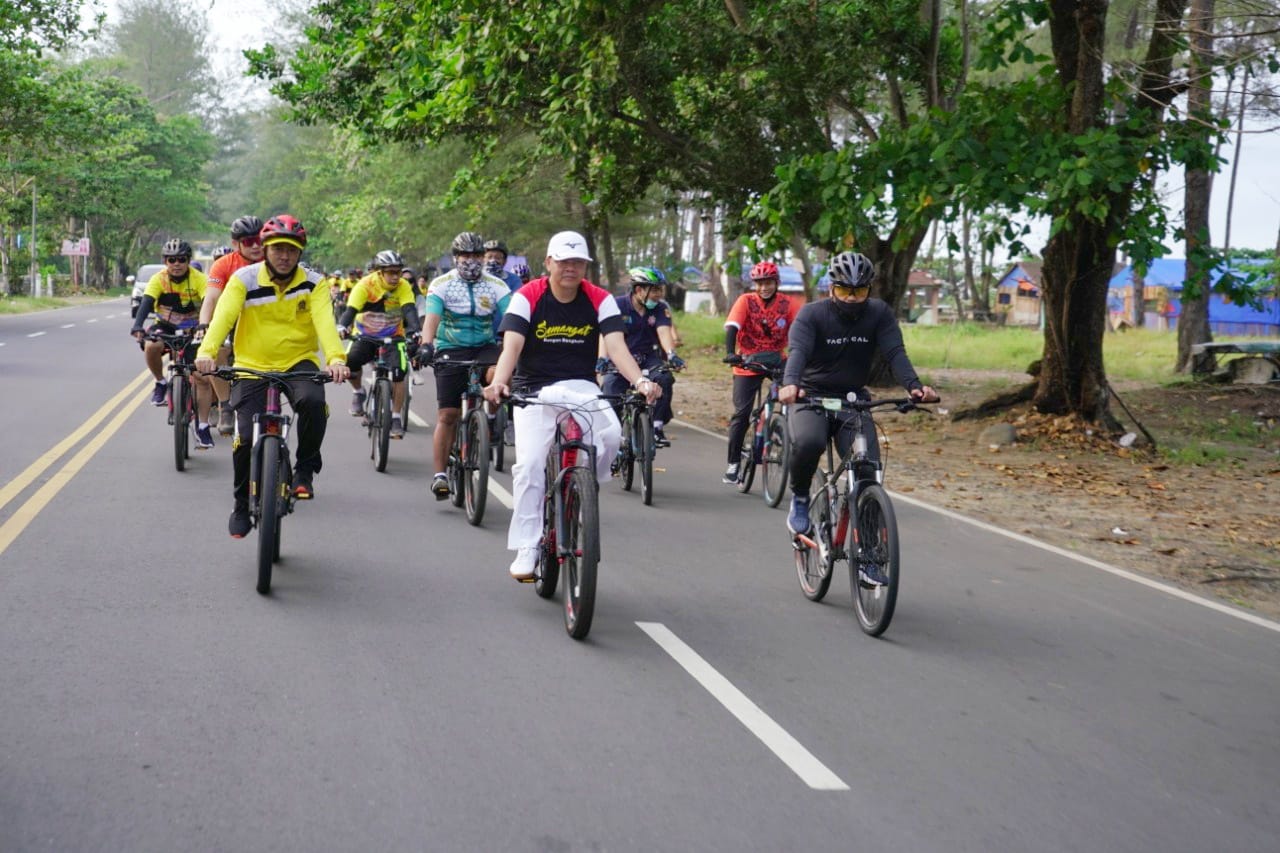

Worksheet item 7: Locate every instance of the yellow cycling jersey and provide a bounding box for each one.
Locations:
[197,262,345,372]
[144,268,207,326]
[348,273,416,337]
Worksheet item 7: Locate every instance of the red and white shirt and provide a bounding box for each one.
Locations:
[499,277,623,392]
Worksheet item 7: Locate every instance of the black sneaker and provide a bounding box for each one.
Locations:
[228,506,251,538]
[653,426,671,448]
[722,463,740,485]
[293,473,314,500]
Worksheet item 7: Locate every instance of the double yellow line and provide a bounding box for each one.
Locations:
[0,370,153,556]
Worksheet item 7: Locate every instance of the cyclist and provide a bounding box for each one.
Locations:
[484,230,661,580]
[211,245,233,261]
[130,239,216,449]
[778,251,936,535]
[194,215,350,538]
[511,262,532,285]
[199,215,265,436]
[722,260,800,483]
[597,266,684,447]
[418,231,512,499]
[483,239,524,292]
[337,249,420,440]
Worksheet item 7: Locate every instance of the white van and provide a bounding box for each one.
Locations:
[129,264,164,318]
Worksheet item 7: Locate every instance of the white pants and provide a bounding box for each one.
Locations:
[507,379,621,550]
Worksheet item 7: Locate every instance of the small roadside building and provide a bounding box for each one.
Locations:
[1108,259,1280,336]
[994,261,1043,326]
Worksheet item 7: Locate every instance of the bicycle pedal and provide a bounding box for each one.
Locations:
[516,576,535,584]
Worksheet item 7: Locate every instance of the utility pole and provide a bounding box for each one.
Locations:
[30,184,37,297]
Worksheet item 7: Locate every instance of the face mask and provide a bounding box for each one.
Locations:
[485,260,505,276]
[457,258,483,282]
[644,299,659,310]
[832,298,866,322]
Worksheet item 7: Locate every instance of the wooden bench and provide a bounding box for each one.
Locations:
[1190,341,1280,384]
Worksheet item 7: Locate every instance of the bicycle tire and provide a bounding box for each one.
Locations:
[637,407,655,506]
[562,468,599,640]
[373,378,391,472]
[736,433,757,494]
[492,403,508,473]
[171,375,189,471]
[850,484,900,636]
[400,377,412,433]
[534,455,559,598]
[620,410,636,491]
[448,419,466,508]
[761,412,790,508]
[796,487,835,601]
[256,438,282,595]
[464,408,490,526]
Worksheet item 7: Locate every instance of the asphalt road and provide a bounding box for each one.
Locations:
[2,299,1278,852]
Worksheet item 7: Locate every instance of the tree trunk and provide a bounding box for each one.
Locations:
[598,212,617,288]
[1176,0,1216,375]
[1222,63,1248,254]
[865,223,930,385]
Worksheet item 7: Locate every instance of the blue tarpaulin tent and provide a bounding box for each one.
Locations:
[1108,259,1279,336]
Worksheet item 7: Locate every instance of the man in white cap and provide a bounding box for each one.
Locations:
[485,231,661,580]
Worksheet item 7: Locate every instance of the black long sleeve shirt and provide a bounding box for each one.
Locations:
[782,298,922,396]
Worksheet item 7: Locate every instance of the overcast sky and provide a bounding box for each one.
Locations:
[110,0,1280,258]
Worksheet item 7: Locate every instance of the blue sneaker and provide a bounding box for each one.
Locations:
[150,381,168,406]
[194,424,215,449]
[858,561,889,586]
[787,495,811,535]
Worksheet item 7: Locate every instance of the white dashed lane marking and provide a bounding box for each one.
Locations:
[27,332,45,338]
[61,324,75,329]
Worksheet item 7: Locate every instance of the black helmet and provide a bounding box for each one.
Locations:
[828,251,875,288]
[451,231,485,255]
[373,249,404,269]
[230,216,263,240]
[161,238,192,258]
[482,239,508,256]
[211,245,233,260]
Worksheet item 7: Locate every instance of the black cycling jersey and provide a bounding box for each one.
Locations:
[782,298,922,397]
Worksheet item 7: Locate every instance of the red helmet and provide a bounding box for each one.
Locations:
[260,214,308,249]
[750,261,779,281]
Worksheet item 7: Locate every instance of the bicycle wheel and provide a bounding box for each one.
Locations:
[464,408,490,525]
[619,411,636,491]
[172,375,188,471]
[736,434,757,494]
[795,487,835,601]
[273,451,291,564]
[761,412,790,508]
[562,468,599,640]
[256,438,282,595]
[850,484,900,636]
[637,407,655,506]
[492,403,508,473]
[534,455,559,599]
[373,378,391,472]
[400,377,412,433]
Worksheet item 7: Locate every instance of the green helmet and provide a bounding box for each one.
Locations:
[626,266,667,288]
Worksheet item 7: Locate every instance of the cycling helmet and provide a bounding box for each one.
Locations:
[750,261,779,281]
[259,214,308,248]
[482,239,508,256]
[161,238,192,258]
[373,249,404,269]
[451,231,485,255]
[191,261,203,271]
[512,262,531,283]
[402,267,415,278]
[827,251,875,287]
[627,266,667,288]
[211,245,233,260]
[230,216,264,240]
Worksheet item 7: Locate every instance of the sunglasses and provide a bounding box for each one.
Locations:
[164,256,190,264]
[237,236,262,248]
[830,282,870,296]
[381,268,404,276]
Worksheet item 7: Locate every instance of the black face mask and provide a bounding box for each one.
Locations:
[832,298,866,322]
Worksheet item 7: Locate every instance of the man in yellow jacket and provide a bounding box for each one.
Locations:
[195,214,350,538]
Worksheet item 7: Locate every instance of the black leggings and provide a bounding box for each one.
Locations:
[230,360,329,507]
[726,373,766,464]
[787,405,879,497]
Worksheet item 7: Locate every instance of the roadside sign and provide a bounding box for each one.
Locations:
[60,238,90,256]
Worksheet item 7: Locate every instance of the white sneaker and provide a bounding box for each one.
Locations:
[509,546,539,581]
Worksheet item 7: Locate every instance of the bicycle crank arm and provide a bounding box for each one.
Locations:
[793,533,819,551]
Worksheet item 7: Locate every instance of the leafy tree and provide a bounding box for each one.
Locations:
[94,0,220,119]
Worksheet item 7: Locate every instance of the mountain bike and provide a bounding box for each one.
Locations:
[357,334,406,473]
[149,329,198,471]
[735,360,790,507]
[214,366,332,595]
[432,353,493,526]
[510,390,605,640]
[601,364,672,506]
[791,394,935,637]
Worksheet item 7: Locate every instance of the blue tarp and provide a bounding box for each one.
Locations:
[1109,258,1280,331]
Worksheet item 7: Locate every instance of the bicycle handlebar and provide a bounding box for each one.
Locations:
[797,393,939,415]
[208,366,334,385]
[739,360,786,379]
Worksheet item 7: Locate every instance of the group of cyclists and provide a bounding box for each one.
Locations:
[131,212,935,578]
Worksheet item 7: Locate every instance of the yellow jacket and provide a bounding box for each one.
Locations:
[198,262,345,371]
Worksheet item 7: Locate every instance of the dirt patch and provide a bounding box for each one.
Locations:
[674,367,1280,619]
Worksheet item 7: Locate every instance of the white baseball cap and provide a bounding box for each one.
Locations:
[546,230,593,262]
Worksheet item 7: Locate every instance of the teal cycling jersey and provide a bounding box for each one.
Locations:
[424,271,511,350]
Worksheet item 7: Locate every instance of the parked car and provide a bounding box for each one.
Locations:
[129,264,164,318]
